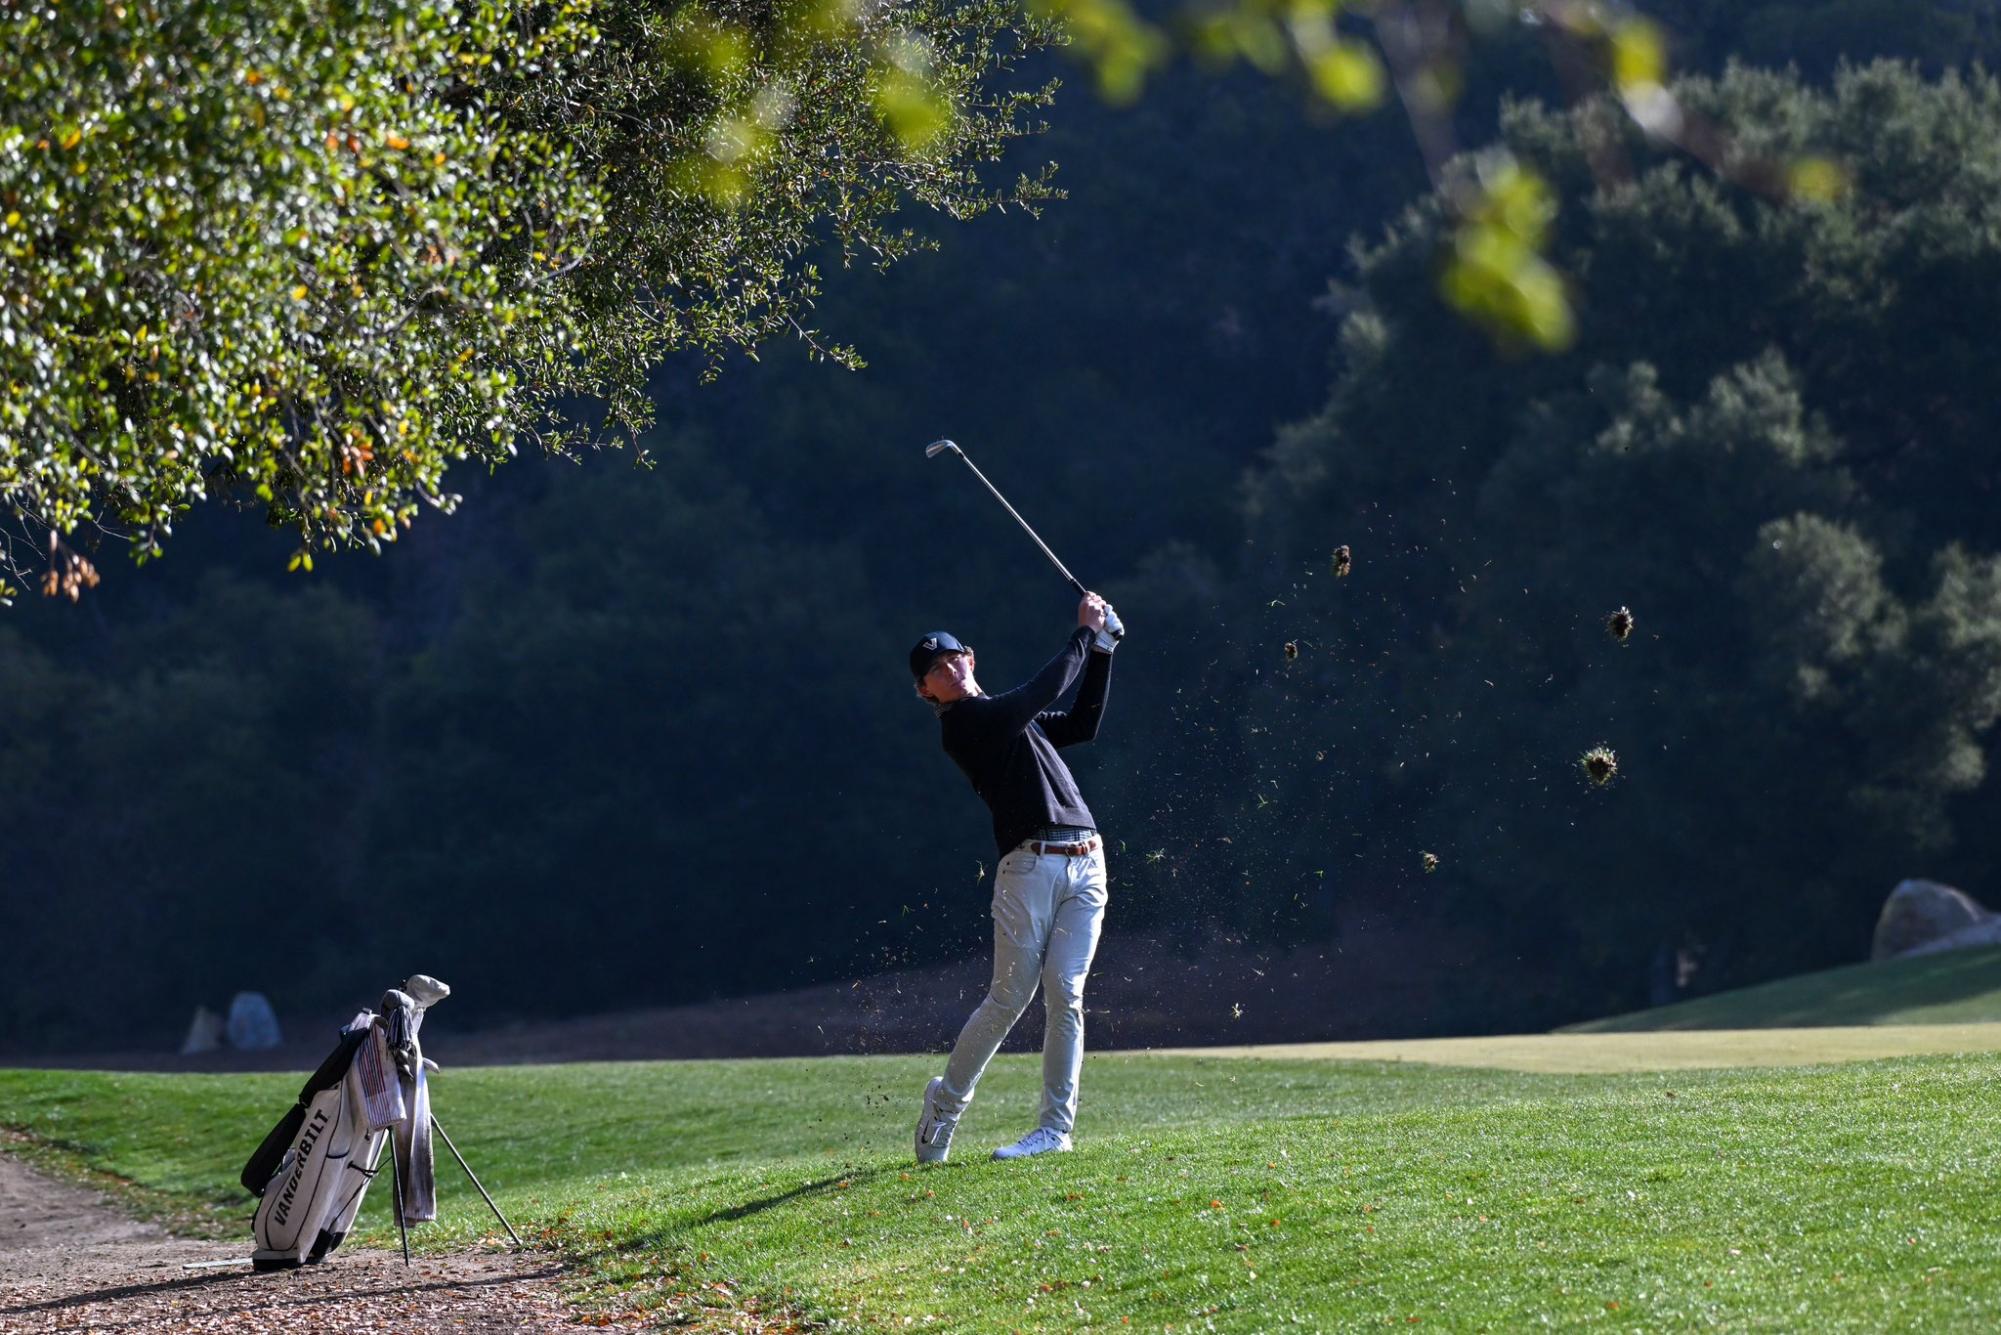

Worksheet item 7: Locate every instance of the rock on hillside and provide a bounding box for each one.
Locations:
[1871,880,1997,960]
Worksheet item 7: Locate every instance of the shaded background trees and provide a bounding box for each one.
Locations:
[1204,61,2001,1025]
[6,5,2001,1050]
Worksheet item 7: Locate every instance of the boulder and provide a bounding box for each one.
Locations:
[178,1005,224,1055]
[225,991,283,1050]
[1870,880,1995,960]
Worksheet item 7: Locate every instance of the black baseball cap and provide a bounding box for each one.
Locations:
[909,631,971,680]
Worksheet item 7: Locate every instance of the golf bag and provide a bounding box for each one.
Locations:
[240,975,447,1270]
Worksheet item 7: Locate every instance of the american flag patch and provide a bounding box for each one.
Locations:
[354,1023,407,1131]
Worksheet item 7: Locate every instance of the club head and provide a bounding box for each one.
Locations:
[925,438,962,459]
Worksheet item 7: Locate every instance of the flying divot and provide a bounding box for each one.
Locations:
[1580,745,1619,786]
[1420,851,1440,874]
[1332,545,1353,578]
[1606,606,1635,643]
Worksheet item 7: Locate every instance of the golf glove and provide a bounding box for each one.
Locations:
[1091,624,1120,654]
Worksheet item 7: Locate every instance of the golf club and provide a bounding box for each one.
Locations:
[924,439,1124,640]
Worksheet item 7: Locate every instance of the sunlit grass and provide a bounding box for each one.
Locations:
[1150,1022,2001,1073]
[5,1051,1998,1330]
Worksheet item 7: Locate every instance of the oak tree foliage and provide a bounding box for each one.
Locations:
[0,0,1057,593]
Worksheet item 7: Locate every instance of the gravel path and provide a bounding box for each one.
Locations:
[0,1152,573,1333]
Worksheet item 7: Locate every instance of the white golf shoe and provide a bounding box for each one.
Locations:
[992,1127,1072,1160]
[915,1076,958,1164]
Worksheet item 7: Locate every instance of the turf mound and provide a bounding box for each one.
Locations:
[1565,945,2001,1032]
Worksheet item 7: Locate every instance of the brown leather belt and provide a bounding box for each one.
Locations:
[1026,835,1101,857]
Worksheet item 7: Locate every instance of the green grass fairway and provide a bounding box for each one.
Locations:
[1151,1022,2001,1072]
[1566,946,2001,1032]
[6,1051,2000,1331]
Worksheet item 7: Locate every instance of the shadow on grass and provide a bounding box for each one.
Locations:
[567,1163,903,1269]
[551,1171,896,1334]
[697,1165,901,1228]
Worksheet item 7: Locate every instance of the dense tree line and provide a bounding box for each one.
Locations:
[1167,62,2001,1025]
[6,7,2001,1048]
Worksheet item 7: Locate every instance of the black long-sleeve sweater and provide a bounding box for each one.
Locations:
[940,627,1113,858]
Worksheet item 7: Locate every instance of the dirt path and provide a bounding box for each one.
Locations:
[0,1152,572,1333]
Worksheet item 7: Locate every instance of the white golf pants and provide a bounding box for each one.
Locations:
[937,841,1108,1136]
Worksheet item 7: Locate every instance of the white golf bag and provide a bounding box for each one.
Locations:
[241,975,447,1269]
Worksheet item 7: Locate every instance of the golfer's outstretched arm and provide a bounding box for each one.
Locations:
[1038,648,1111,747]
[975,628,1093,735]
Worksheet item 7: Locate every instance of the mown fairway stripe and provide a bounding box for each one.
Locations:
[1135,1022,2001,1072]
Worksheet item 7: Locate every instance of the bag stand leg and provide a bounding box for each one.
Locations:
[432,1115,523,1247]
[387,1133,412,1266]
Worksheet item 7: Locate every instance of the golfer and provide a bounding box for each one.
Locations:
[911,593,1119,1162]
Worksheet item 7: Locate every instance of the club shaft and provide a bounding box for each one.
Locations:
[949,453,1085,595]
